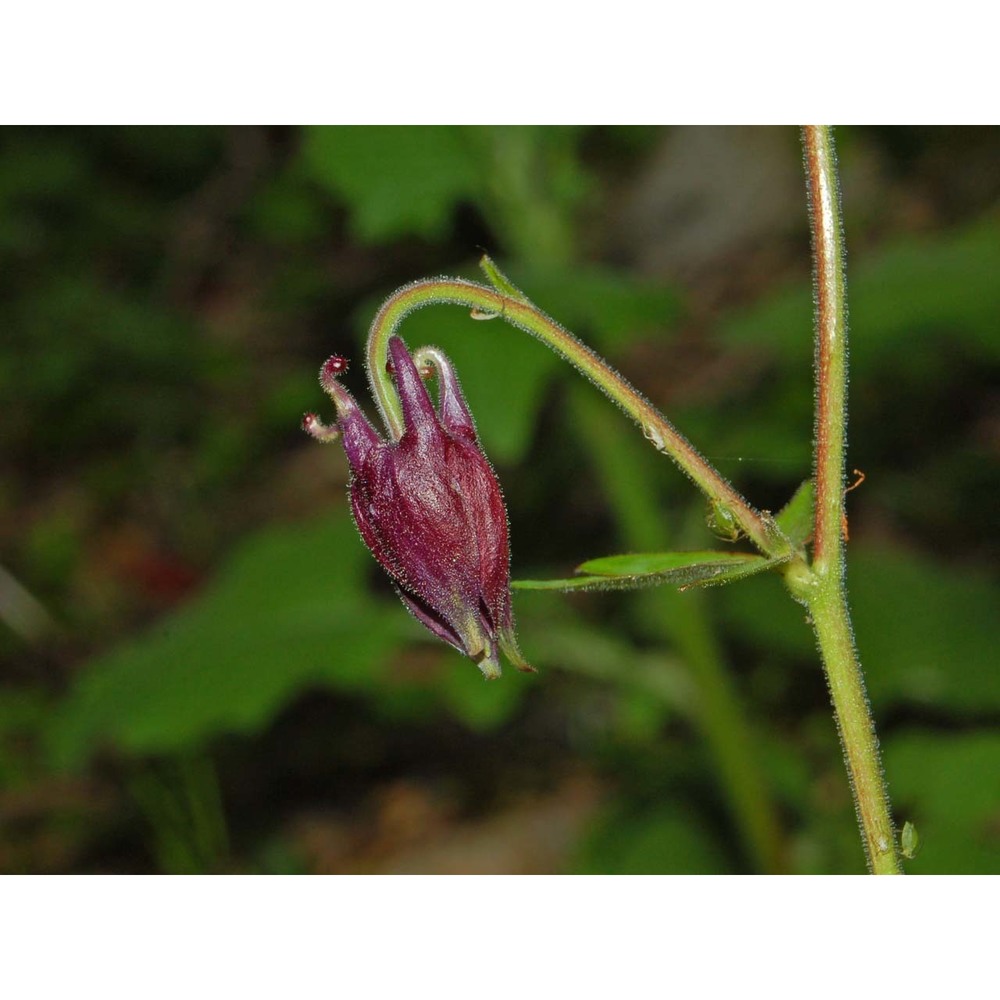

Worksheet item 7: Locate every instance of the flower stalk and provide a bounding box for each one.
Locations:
[364,263,793,563]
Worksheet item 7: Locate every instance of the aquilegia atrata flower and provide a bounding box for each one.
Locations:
[304,336,532,679]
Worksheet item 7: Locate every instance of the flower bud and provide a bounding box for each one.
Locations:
[306,336,532,679]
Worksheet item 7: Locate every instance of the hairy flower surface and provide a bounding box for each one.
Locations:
[304,336,531,679]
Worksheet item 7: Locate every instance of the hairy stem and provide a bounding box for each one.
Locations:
[574,385,786,873]
[365,266,792,561]
[799,126,901,873]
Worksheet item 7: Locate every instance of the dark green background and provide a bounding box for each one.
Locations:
[1,126,997,873]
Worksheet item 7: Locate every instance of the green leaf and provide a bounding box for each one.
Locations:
[301,126,479,243]
[47,513,406,767]
[885,731,1000,873]
[580,550,777,587]
[775,479,814,549]
[515,551,779,593]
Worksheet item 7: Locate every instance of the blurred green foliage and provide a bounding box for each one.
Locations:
[49,515,404,763]
[1,127,997,873]
[302,127,483,242]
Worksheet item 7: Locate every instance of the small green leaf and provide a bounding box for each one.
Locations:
[775,479,814,549]
[580,551,778,589]
[900,820,921,860]
[479,255,529,302]
[516,551,780,593]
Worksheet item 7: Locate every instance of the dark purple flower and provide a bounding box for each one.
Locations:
[304,336,532,679]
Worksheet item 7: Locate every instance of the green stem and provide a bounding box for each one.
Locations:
[798,126,901,873]
[365,264,792,561]
[574,385,786,873]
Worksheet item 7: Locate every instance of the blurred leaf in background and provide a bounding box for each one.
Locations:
[301,127,481,243]
[47,513,403,765]
[885,732,1000,875]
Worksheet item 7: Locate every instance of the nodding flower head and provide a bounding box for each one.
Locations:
[304,336,532,680]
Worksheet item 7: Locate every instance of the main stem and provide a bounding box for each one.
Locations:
[799,126,901,873]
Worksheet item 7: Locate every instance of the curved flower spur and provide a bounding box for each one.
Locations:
[304,336,533,680]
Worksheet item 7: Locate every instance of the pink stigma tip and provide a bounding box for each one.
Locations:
[302,411,340,443]
[320,355,349,390]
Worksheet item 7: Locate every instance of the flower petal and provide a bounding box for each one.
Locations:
[388,336,442,450]
[414,345,478,444]
[317,356,382,472]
